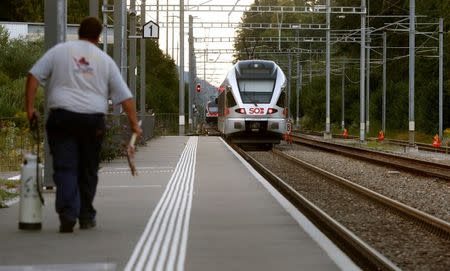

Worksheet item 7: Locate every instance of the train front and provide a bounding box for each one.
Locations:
[219,60,288,144]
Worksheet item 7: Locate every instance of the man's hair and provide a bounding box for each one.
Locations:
[78,17,102,40]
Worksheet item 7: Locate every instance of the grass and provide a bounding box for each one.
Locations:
[0,178,19,208]
[364,140,406,152]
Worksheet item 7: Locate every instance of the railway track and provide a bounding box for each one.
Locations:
[230,143,400,271]
[296,130,450,154]
[292,134,450,181]
[230,142,450,270]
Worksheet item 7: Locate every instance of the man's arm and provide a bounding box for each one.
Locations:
[121,98,143,138]
[25,73,40,121]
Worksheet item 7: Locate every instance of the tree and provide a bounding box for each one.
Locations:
[234,0,450,136]
[144,40,179,113]
[0,0,90,23]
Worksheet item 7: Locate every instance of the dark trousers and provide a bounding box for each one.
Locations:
[46,109,105,223]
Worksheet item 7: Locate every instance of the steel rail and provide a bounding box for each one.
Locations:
[293,134,450,180]
[379,138,450,153]
[272,148,450,239]
[296,130,449,154]
[229,143,400,271]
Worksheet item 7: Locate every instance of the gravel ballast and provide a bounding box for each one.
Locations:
[249,145,450,271]
[278,143,450,222]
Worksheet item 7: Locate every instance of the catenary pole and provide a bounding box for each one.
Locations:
[102,0,108,52]
[189,15,194,129]
[43,0,67,187]
[140,0,146,113]
[309,43,312,83]
[172,15,175,60]
[113,0,127,81]
[325,0,331,138]
[157,0,159,23]
[288,49,292,120]
[382,32,387,133]
[408,0,415,145]
[129,0,137,105]
[90,0,98,17]
[439,18,443,139]
[366,29,370,134]
[166,0,169,54]
[341,61,345,131]
[360,0,366,142]
[179,0,185,134]
[296,54,301,127]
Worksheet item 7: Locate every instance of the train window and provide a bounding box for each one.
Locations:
[207,104,218,113]
[236,61,277,79]
[240,68,272,74]
[226,90,237,107]
[276,91,286,107]
[238,79,275,104]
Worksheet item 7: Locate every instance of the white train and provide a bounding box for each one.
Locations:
[217,60,288,145]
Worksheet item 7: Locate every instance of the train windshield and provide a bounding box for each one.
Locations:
[235,61,277,104]
[238,80,275,104]
[208,105,218,113]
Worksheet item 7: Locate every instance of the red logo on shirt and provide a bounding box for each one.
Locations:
[73,57,93,74]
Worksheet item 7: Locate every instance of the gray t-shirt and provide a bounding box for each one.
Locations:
[29,40,132,114]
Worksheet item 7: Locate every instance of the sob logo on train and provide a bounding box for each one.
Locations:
[248,108,265,115]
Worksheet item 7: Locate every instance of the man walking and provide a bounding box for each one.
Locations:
[25,17,142,233]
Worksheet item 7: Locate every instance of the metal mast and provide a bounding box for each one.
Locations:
[341,61,345,131]
[439,18,444,139]
[189,15,194,129]
[296,55,301,127]
[43,0,67,187]
[382,32,387,133]
[129,0,137,104]
[140,0,146,113]
[114,0,127,81]
[325,0,331,138]
[408,0,415,145]
[359,0,366,141]
[179,0,185,134]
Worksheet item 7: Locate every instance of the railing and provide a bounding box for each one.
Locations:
[0,113,197,172]
[0,114,156,172]
[0,118,37,172]
[154,113,180,136]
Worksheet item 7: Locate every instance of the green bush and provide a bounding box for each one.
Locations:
[0,78,44,118]
[0,178,19,208]
[0,36,44,81]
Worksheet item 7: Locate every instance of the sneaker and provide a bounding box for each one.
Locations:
[79,219,96,230]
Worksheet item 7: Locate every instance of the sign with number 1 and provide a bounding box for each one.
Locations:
[143,21,159,39]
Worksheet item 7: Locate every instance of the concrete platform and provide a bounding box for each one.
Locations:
[0,136,358,271]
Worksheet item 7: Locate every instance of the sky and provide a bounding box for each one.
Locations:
[141,0,255,86]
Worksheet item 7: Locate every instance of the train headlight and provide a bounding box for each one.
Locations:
[267,108,278,114]
[235,108,246,114]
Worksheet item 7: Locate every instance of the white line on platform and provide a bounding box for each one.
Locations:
[3,175,21,207]
[98,185,162,189]
[221,137,361,271]
[0,263,116,271]
[100,166,174,171]
[3,197,19,206]
[125,137,198,271]
[8,175,20,180]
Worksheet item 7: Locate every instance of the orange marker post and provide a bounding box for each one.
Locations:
[432,134,442,148]
[377,130,385,142]
[342,128,348,139]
